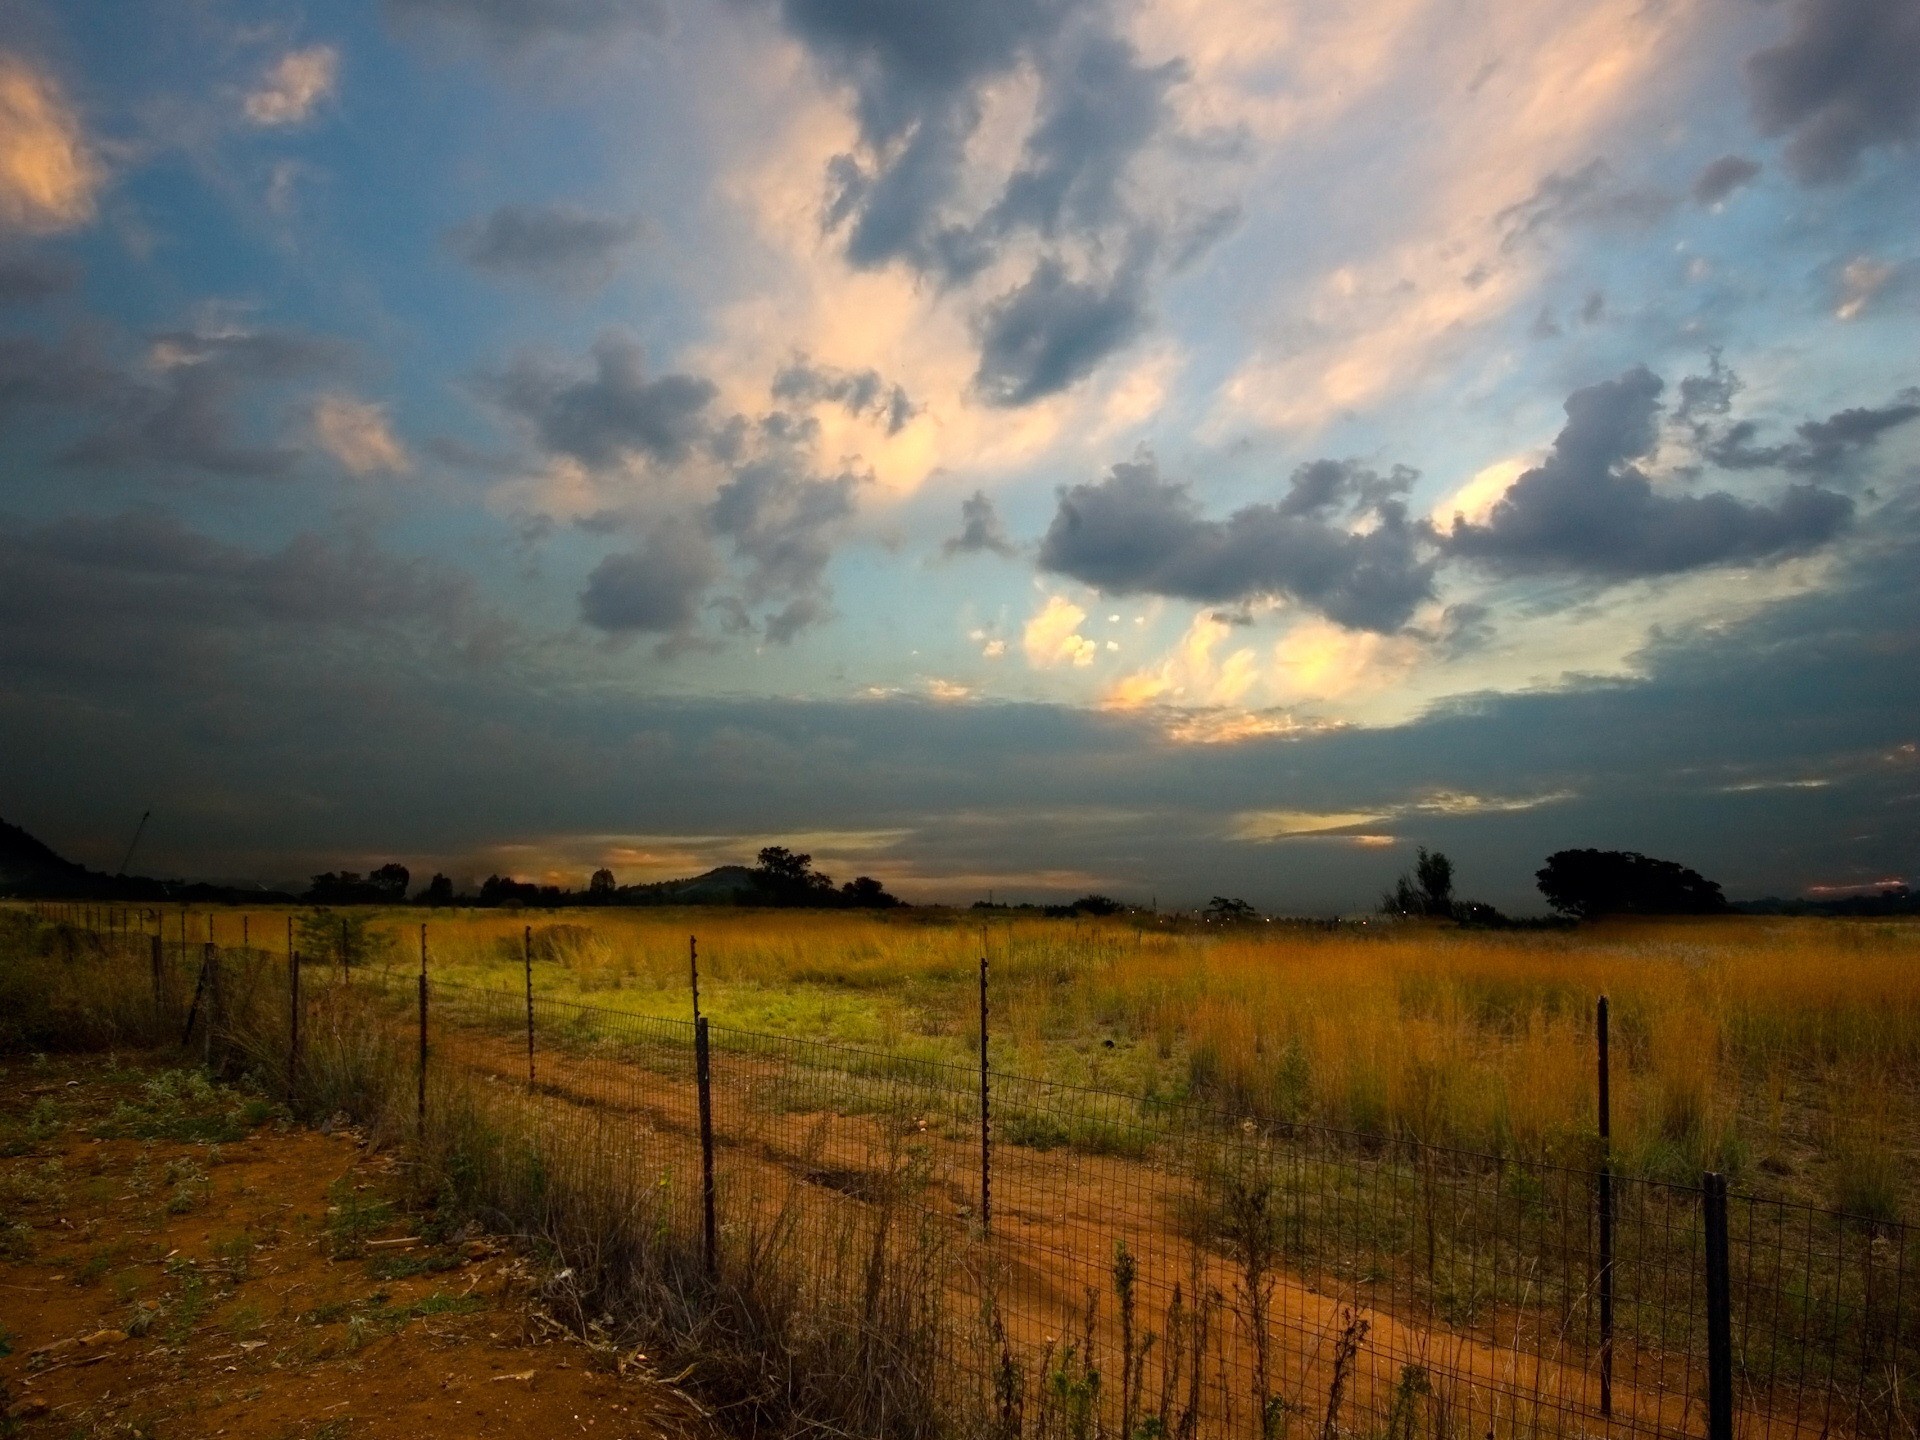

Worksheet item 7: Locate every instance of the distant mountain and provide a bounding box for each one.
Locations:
[0,816,90,894]
[615,865,760,905]
[0,814,294,903]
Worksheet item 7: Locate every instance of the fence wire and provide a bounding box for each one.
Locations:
[28,908,1920,1440]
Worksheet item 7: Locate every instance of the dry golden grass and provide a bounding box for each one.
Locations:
[79,904,1920,1211]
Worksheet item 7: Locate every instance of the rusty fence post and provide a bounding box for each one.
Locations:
[150,933,164,1015]
[523,924,536,1089]
[696,1016,716,1276]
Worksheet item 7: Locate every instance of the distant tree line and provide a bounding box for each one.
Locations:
[1378,845,1730,924]
[302,846,904,910]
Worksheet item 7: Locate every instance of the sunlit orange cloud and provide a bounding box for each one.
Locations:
[0,52,102,234]
[312,395,411,477]
[1210,0,1699,434]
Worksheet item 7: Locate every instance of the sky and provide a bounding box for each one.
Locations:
[0,0,1915,911]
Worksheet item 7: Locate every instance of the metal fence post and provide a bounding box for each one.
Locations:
[1598,994,1615,1418]
[202,942,218,1070]
[150,933,163,1013]
[417,923,429,1141]
[979,955,992,1234]
[696,1015,717,1276]
[288,946,301,1105]
[1704,1170,1734,1440]
[523,924,536,1089]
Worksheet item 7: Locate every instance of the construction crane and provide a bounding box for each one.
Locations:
[118,810,151,877]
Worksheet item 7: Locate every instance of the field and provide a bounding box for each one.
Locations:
[138,906,1920,1217]
[14,903,1920,1440]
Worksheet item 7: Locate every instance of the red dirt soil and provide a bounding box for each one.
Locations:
[0,1052,716,1440]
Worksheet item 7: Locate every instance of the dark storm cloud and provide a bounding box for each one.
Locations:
[1038,455,1436,632]
[1496,159,1674,252]
[707,447,862,643]
[1746,0,1920,184]
[771,355,916,434]
[972,256,1149,406]
[1442,366,1855,577]
[448,204,645,290]
[786,2,1195,404]
[1696,363,1920,473]
[0,251,80,303]
[0,509,494,681]
[577,518,718,635]
[1692,155,1762,205]
[983,34,1185,241]
[0,327,350,480]
[487,331,716,467]
[782,0,1077,149]
[10,496,1920,907]
[941,489,1016,558]
[385,0,662,45]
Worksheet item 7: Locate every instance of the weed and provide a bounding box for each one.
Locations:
[211,1232,253,1284]
[225,1302,264,1340]
[163,1158,210,1214]
[325,1180,395,1259]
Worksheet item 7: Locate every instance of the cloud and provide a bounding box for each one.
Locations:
[941,489,1016,557]
[1830,255,1904,321]
[1693,359,1920,473]
[972,256,1150,406]
[783,3,1205,407]
[312,395,411,476]
[243,46,340,127]
[0,52,103,234]
[0,248,78,301]
[983,33,1185,243]
[0,509,493,679]
[1746,0,1920,184]
[487,330,716,468]
[387,0,662,47]
[578,518,718,635]
[1023,594,1097,667]
[1495,158,1673,252]
[707,438,862,643]
[771,355,915,434]
[1692,154,1761,205]
[448,203,645,291]
[1443,366,1855,577]
[1039,455,1436,632]
[0,326,350,480]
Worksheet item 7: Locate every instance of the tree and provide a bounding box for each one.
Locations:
[751,846,836,906]
[588,867,616,899]
[1536,849,1726,919]
[417,873,455,907]
[1206,896,1258,921]
[369,863,410,902]
[840,875,902,908]
[1381,848,1455,918]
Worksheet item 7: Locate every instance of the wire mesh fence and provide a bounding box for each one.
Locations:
[22,905,1920,1440]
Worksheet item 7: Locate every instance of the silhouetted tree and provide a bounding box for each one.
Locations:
[417,874,455,907]
[840,875,902,908]
[1536,849,1726,918]
[1044,894,1122,917]
[589,867,616,899]
[1382,848,1455,917]
[751,846,837,906]
[370,863,410,902]
[1206,896,1258,921]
